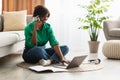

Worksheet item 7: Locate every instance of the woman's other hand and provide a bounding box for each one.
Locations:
[61,57,70,64]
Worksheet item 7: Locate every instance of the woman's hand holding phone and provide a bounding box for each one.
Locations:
[34,16,43,30]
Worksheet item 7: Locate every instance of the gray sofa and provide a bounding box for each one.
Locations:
[0,15,33,57]
[103,20,120,40]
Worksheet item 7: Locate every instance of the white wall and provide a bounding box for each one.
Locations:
[0,0,2,14]
[45,0,120,52]
[108,0,120,20]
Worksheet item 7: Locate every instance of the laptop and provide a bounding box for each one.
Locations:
[54,55,87,69]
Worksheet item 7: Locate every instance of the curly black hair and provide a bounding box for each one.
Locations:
[33,5,50,18]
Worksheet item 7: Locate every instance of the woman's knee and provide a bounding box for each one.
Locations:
[23,47,46,63]
[60,45,69,55]
[33,47,47,57]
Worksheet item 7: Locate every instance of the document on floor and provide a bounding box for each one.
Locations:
[29,65,68,72]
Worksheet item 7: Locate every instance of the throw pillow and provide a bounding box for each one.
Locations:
[3,10,27,31]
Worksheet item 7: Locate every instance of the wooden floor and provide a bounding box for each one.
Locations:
[0,51,120,80]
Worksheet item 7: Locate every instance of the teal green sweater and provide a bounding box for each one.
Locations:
[24,21,59,48]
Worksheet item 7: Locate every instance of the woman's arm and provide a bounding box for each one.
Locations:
[31,20,42,45]
[53,45,70,64]
[30,22,38,45]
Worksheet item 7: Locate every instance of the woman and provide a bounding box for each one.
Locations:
[22,5,70,66]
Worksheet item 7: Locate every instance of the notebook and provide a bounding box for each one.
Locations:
[54,55,87,69]
[29,65,68,72]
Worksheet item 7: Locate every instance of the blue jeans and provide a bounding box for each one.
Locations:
[22,45,69,64]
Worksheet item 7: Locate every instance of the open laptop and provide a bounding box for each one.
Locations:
[54,55,87,69]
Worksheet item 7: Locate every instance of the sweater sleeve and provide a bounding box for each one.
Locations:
[48,26,59,47]
[24,22,35,47]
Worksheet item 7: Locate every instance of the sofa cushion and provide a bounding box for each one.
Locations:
[27,15,33,24]
[3,10,27,31]
[0,32,20,47]
[109,28,120,37]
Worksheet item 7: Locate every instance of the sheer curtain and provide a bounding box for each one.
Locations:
[2,0,45,14]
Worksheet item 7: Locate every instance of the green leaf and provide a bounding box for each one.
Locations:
[83,26,89,29]
[95,0,100,5]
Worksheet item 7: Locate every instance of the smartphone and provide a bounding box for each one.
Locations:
[34,15,40,21]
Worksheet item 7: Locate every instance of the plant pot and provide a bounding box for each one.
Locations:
[88,41,100,53]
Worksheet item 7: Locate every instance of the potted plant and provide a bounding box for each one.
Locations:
[78,0,112,53]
